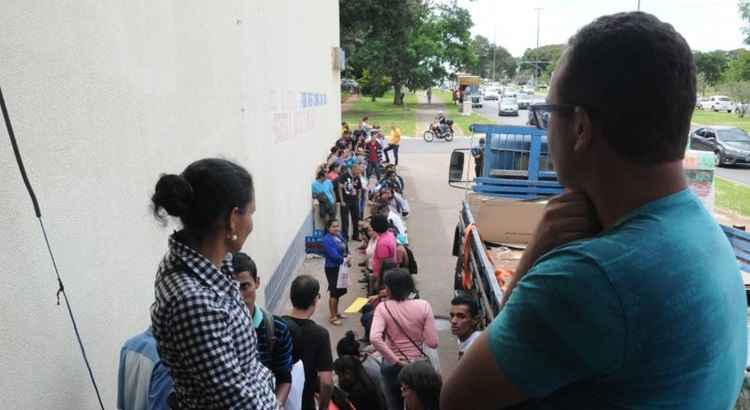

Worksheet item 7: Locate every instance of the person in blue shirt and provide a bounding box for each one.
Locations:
[312,169,336,222]
[232,252,295,406]
[321,218,349,326]
[117,327,173,410]
[442,12,747,410]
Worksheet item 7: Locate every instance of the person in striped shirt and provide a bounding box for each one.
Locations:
[233,252,294,407]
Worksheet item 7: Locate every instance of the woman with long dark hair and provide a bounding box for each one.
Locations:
[333,356,386,410]
[150,158,276,409]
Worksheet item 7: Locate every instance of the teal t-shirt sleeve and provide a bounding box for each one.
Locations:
[488,249,626,399]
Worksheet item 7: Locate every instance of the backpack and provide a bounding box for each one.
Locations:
[404,245,418,275]
[259,307,276,357]
[282,315,305,363]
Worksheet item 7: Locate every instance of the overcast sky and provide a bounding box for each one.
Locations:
[457,0,748,57]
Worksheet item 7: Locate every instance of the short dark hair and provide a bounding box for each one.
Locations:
[290,275,320,310]
[384,269,414,301]
[370,214,390,234]
[151,158,254,238]
[232,252,257,280]
[451,295,479,318]
[559,12,696,164]
[398,361,442,410]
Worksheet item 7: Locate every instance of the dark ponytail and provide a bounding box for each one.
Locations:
[151,158,254,238]
[336,330,361,357]
[152,174,193,219]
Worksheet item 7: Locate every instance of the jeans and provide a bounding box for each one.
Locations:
[367,160,383,180]
[381,362,404,410]
[383,144,400,165]
[340,201,361,240]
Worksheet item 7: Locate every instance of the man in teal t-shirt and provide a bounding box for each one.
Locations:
[442,12,747,410]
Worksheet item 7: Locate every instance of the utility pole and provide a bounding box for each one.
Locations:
[637,0,641,10]
[534,8,543,84]
[535,8,542,48]
[492,25,497,81]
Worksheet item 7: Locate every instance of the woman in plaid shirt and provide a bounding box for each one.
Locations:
[150,158,276,410]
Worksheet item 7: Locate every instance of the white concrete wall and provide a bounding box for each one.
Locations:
[0,1,340,408]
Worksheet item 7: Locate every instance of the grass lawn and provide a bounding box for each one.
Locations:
[692,110,750,132]
[432,89,494,136]
[342,91,418,136]
[716,177,750,217]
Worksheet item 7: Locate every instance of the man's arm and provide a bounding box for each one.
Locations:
[317,371,333,409]
[501,191,600,307]
[441,332,526,410]
[271,319,294,404]
[316,327,335,410]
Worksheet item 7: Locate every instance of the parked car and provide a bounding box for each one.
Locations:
[341,78,359,92]
[498,97,519,117]
[483,90,500,100]
[699,96,736,113]
[690,126,750,166]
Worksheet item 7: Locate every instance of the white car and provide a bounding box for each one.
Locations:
[498,97,519,116]
[699,96,736,113]
[483,90,499,100]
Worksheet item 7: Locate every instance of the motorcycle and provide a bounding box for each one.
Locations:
[423,118,455,142]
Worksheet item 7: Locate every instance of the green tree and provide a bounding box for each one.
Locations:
[721,81,750,117]
[740,0,750,44]
[339,0,475,105]
[518,44,564,83]
[725,49,750,82]
[694,50,729,86]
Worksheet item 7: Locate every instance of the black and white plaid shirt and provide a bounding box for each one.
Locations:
[151,232,277,409]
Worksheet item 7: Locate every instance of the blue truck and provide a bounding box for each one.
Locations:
[448,124,750,325]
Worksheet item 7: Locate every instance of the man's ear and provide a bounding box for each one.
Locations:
[573,107,593,153]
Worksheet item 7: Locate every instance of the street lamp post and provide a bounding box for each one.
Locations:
[534,8,542,48]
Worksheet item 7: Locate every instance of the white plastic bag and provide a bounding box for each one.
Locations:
[336,263,350,289]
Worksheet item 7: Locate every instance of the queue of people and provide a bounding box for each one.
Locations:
[116,11,748,410]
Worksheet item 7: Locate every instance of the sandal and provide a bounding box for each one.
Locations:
[329,318,343,326]
[337,313,348,319]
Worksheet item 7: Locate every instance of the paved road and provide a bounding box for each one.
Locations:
[473,99,530,127]
[716,165,750,185]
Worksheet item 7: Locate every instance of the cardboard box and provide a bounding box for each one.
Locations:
[467,192,546,245]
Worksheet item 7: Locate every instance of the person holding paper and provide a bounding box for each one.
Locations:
[322,219,350,326]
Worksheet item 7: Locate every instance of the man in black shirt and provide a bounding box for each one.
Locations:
[337,165,364,241]
[283,275,334,410]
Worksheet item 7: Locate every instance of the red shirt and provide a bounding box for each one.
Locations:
[366,141,379,162]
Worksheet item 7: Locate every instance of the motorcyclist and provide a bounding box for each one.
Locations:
[434,113,449,136]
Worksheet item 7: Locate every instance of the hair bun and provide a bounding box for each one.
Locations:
[152,173,194,218]
[344,330,356,341]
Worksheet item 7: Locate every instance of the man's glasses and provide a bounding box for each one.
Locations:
[529,103,577,130]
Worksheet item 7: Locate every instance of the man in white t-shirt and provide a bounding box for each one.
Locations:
[450,295,482,359]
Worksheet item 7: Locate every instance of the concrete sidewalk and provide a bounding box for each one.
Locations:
[274,145,468,378]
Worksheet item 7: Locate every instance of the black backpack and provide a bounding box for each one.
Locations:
[282,315,305,363]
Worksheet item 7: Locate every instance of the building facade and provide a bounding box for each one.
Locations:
[0,1,340,407]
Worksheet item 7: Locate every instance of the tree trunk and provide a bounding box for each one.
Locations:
[393,82,403,106]
[371,94,377,102]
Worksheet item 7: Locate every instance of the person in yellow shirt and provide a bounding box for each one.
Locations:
[384,125,401,165]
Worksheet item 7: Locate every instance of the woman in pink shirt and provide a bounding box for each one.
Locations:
[370,214,396,291]
[370,269,438,410]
